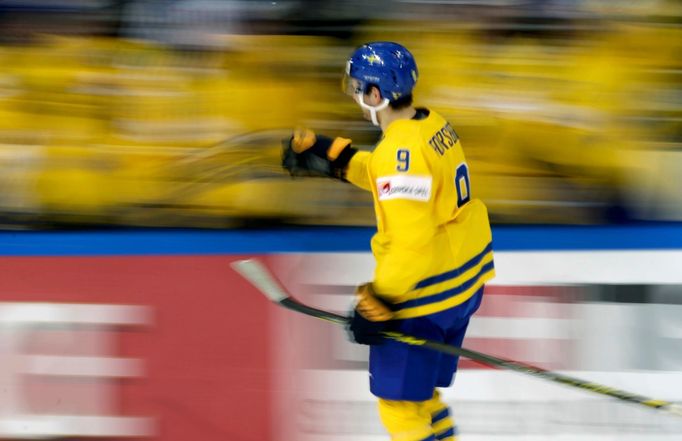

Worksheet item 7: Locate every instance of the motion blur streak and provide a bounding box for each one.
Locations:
[0,1,679,227]
[0,302,154,438]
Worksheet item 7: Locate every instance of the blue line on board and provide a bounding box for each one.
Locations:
[0,224,681,256]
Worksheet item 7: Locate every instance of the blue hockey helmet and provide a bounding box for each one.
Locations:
[344,41,418,103]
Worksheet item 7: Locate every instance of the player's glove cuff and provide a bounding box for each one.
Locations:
[283,128,357,180]
[355,283,394,322]
[347,284,395,345]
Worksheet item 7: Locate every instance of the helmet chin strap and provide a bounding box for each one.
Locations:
[356,94,390,126]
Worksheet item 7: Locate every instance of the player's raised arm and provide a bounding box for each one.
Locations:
[281,127,373,191]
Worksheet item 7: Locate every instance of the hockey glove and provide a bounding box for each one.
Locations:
[282,128,357,180]
[348,283,395,345]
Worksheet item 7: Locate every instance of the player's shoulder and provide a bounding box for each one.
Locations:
[380,109,454,152]
[379,108,435,143]
[391,108,451,137]
[418,108,451,131]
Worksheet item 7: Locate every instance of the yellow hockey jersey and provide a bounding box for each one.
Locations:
[346,108,495,319]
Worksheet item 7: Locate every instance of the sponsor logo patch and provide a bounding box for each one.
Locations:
[376,175,432,201]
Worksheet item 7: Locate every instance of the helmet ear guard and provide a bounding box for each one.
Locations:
[343,77,390,126]
[356,93,390,126]
[342,74,389,126]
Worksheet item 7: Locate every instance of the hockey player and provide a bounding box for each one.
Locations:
[283,42,495,441]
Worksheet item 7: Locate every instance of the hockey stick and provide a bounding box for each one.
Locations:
[231,258,682,418]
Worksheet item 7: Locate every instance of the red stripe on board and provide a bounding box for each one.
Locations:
[483,285,579,298]
[0,255,274,441]
[478,286,578,318]
[459,337,573,370]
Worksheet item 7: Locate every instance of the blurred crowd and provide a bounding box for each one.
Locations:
[0,0,680,228]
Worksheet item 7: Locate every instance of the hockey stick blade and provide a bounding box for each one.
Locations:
[231,258,347,325]
[231,258,288,302]
[231,258,682,418]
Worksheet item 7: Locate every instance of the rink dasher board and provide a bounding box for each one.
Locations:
[295,369,682,402]
[282,250,682,285]
[277,369,682,439]
[269,250,682,439]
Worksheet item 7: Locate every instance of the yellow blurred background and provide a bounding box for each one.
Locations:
[0,0,680,227]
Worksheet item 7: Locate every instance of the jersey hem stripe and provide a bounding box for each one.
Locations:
[415,242,493,289]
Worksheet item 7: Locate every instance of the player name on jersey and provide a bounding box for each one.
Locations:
[428,123,460,156]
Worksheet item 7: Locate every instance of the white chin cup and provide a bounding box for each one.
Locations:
[355,93,390,126]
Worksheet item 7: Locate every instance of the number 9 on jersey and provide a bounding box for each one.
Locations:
[396,149,410,172]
